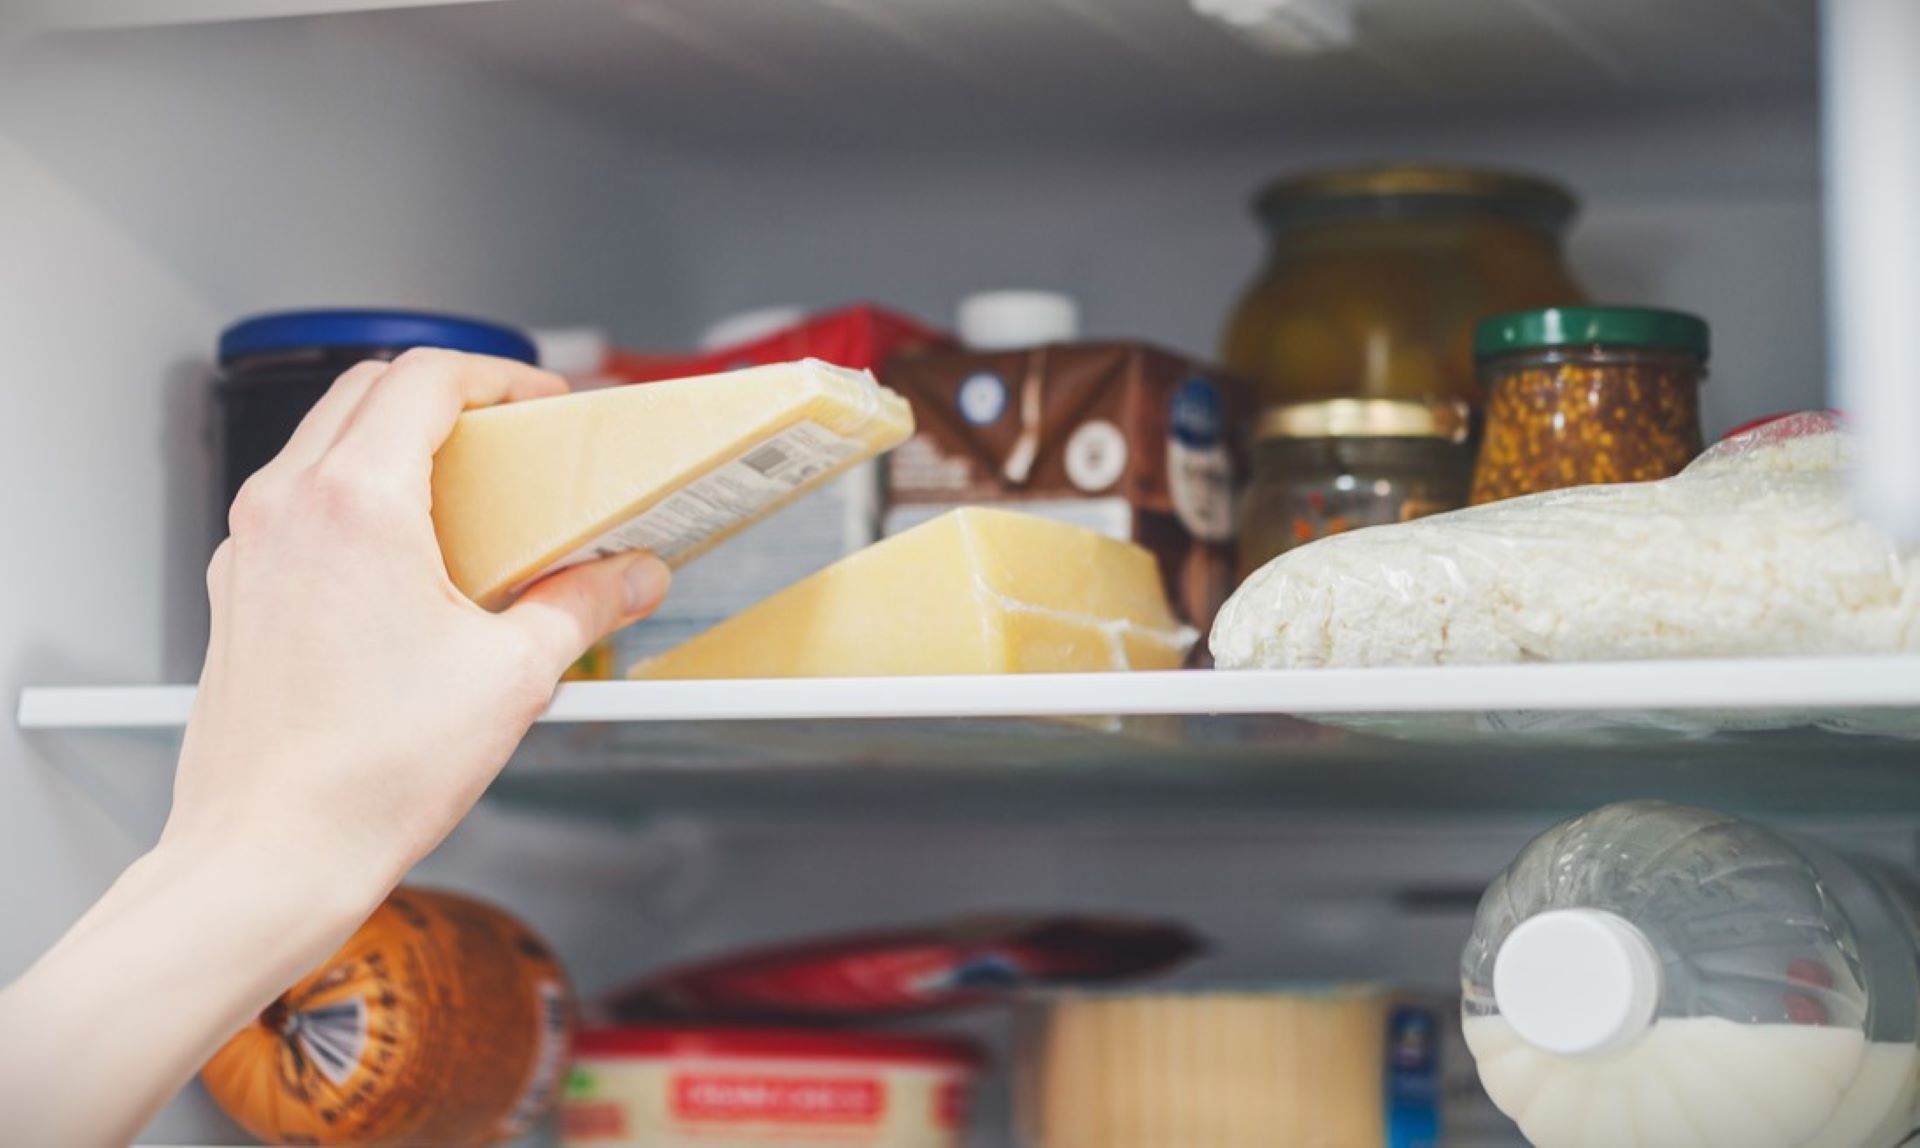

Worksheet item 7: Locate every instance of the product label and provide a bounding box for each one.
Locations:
[1166,376,1236,542]
[889,435,976,495]
[1385,1005,1442,1148]
[935,1079,967,1130]
[957,372,1008,426]
[672,1073,886,1124]
[565,1060,966,1148]
[521,420,863,589]
[1064,419,1128,492]
[499,981,572,1137]
[562,1100,627,1140]
[288,996,368,1087]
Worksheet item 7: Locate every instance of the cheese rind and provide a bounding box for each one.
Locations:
[431,359,913,609]
[630,508,1196,679]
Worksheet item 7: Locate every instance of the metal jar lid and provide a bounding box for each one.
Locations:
[1256,399,1472,444]
[1255,165,1578,232]
[1475,306,1711,360]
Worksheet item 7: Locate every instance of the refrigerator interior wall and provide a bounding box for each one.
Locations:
[657,99,1823,438]
[0,15,700,1141]
[0,3,1841,1143]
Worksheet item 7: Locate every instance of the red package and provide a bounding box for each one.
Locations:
[1719,409,1845,444]
[606,304,954,382]
[603,916,1203,1022]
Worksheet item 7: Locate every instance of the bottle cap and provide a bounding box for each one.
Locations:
[956,290,1081,350]
[529,327,610,379]
[698,306,808,352]
[1494,908,1662,1057]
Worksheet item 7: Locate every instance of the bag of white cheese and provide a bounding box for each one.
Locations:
[1211,412,1920,669]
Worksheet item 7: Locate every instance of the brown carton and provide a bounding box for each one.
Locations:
[882,341,1248,640]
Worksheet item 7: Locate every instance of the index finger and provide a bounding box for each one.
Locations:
[332,348,569,473]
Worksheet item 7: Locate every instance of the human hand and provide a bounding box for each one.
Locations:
[0,350,666,1146]
[165,349,669,898]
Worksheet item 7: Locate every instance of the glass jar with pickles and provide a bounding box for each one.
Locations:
[1237,399,1473,579]
[1471,306,1709,504]
[1222,166,1587,413]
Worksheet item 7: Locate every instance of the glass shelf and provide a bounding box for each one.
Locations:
[17,657,1920,820]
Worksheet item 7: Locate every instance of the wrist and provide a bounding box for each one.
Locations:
[149,833,385,967]
[146,811,396,985]
[0,817,395,1148]
[163,745,413,915]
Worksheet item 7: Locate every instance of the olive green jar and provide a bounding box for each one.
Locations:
[1222,166,1587,414]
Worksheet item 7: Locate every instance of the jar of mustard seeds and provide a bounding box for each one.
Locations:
[1470,306,1708,504]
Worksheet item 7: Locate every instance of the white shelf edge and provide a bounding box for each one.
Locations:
[16,656,1920,731]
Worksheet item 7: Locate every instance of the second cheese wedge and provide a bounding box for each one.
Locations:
[432,360,912,609]
[631,508,1196,679]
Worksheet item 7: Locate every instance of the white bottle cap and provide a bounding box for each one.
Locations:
[698,305,808,352]
[529,327,609,378]
[956,290,1081,350]
[1493,908,1662,1057]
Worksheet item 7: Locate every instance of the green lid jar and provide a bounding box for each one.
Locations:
[1470,306,1709,504]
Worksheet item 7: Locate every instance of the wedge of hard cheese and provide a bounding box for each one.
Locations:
[631,507,1197,679]
[432,359,912,609]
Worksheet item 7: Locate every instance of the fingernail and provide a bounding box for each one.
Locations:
[623,554,671,615]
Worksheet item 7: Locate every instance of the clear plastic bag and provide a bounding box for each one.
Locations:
[1212,412,1919,670]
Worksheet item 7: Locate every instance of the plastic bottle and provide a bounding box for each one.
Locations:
[1461,801,1920,1148]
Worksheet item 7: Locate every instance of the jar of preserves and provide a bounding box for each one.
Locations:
[1223,166,1586,413]
[1237,399,1472,579]
[1471,306,1708,504]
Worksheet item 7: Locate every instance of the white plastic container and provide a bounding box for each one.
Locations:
[1462,801,1920,1147]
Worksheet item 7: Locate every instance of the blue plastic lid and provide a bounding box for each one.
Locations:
[219,309,538,365]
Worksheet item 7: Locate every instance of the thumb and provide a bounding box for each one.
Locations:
[504,552,671,678]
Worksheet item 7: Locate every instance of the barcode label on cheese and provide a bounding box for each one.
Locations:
[521,421,863,589]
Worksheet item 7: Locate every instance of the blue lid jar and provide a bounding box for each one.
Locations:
[215,308,539,515]
[218,308,538,368]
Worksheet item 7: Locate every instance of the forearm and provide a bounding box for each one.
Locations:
[0,827,390,1145]
[0,352,650,1142]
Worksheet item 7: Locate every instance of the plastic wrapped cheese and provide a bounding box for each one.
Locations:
[632,508,1196,679]
[432,359,912,609]
[1212,413,1920,669]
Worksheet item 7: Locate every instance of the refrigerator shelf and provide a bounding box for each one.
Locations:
[16,657,1920,819]
[18,656,1920,730]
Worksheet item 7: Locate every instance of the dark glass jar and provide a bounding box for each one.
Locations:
[216,309,538,512]
[1223,166,1586,414]
[1237,399,1473,578]
[1471,306,1709,504]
